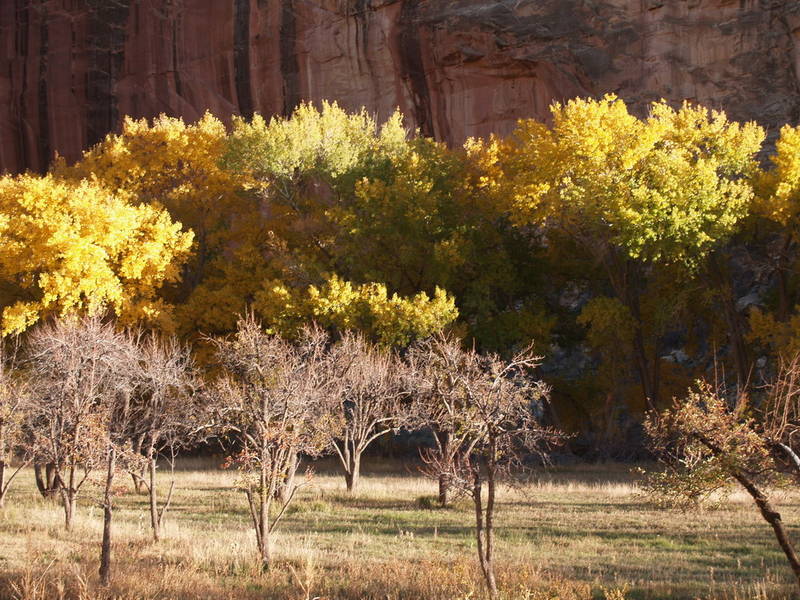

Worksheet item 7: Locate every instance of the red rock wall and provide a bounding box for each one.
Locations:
[1,0,798,173]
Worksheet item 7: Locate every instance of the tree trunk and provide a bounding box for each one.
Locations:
[148,455,160,541]
[435,430,452,506]
[0,426,5,508]
[472,470,498,600]
[131,467,148,495]
[260,526,272,572]
[700,434,800,591]
[259,492,272,571]
[438,473,450,507]
[776,234,794,322]
[710,253,751,390]
[61,465,76,530]
[62,491,75,530]
[629,295,659,412]
[99,447,116,586]
[344,452,361,493]
[734,470,800,590]
[278,450,299,505]
[34,463,45,496]
[259,454,272,572]
[604,254,659,412]
[34,463,60,499]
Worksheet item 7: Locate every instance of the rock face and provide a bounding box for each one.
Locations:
[1,0,799,173]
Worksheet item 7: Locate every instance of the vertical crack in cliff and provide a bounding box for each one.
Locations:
[171,0,183,99]
[349,1,369,70]
[14,0,30,170]
[280,0,300,115]
[234,0,254,119]
[398,0,434,137]
[37,4,50,170]
[86,0,131,147]
[351,0,380,108]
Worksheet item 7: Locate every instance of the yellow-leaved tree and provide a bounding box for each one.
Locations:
[748,125,800,358]
[497,95,764,409]
[0,174,193,334]
[55,112,266,335]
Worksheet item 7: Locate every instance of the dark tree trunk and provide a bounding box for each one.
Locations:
[627,276,660,412]
[733,469,800,590]
[631,322,658,412]
[435,429,452,506]
[709,253,751,390]
[776,234,794,322]
[99,447,116,586]
[700,434,800,591]
[604,254,659,412]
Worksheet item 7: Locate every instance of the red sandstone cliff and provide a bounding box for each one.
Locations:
[1,0,798,173]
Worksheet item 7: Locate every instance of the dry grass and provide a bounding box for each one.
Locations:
[0,458,797,599]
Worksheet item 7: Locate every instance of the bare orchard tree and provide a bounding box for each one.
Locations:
[410,334,561,600]
[0,338,30,508]
[211,316,331,571]
[127,334,205,541]
[645,380,800,591]
[406,334,474,506]
[319,332,409,493]
[23,317,137,531]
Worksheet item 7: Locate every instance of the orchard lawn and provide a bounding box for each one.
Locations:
[0,460,796,600]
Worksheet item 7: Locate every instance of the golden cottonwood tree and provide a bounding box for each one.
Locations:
[0,174,193,334]
[748,125,800,358]
[56,112,266,335]
[497,95,763,409]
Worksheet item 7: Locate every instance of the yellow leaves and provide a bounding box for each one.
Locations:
[0,174,193,335]
[497,95,764,270]
[755,124,800,228]
[253,274,457,347]
[56,111,241,246]
[226,101,408,182]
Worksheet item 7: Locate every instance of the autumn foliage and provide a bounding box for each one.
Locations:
[3,96,800,430]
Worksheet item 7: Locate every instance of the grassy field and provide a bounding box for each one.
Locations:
[0,458,797,600]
